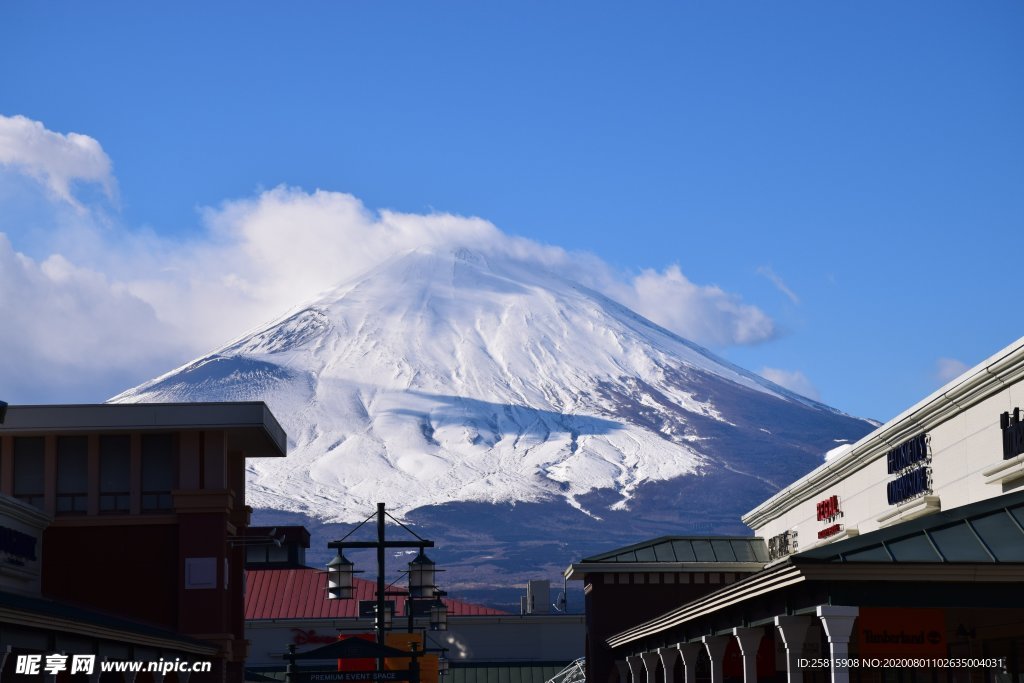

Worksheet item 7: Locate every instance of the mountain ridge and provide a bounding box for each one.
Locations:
[111,246,873,595]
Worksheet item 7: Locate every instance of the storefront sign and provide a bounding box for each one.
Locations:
[816,495,841,522]
[887,467,931,505]
[815,495,844,539]
[0,525,37,563]
[884,433,931,505]
[768,531,795,561]
[857,608,946,657]
[300,673,412,683]
[817,524,842,540]
[886,433,929,474]
[1000,409,1024,460]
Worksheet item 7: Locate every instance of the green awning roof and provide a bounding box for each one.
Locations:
[581,536,768,564]
[797,489,1024,563]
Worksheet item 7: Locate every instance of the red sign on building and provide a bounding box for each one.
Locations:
[816,495,841,522]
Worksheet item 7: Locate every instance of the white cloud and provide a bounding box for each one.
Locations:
[0,233,182,402]
[175,188,777,349]
[756,265,800,305]
[0,116,780,401]
[758,367,821,401]
[935,357,970,384]
[0,114,116,209]
[609,265,776,347]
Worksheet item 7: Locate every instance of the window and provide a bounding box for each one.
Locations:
[99,435,131,513]
[56,436,88,514]
[141,434,177,512]
[13,437,44,510]
[246,544,289,565]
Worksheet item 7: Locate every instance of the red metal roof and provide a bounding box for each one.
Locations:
[245,568,508,620]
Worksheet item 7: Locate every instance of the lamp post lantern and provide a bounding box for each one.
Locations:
[326,502,446,670]
[407,550,436,598]
[429,602,448,631]
[327,549,355,599]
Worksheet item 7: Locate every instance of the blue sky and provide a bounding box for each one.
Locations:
[1,1,1022,422]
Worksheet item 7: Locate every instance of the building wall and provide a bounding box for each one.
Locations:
[43,524,179,628]
[246,614,585,670]
[747,344,1024,557]
[581,571,756,683]
[0,426,256,682]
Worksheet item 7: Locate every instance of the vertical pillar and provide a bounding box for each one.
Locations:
[816,605,859,683]
[702,636,730,683]
[88,658,106,683]
[775,615,813,683]
[676,643,701,683]
[615,660,630,683]
[639,652,660,683]
[733,627,764,683]
[626,655,645,683]
[658,646,679,683]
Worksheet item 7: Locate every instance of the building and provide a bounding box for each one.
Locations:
[0,402,286,682]
[244,526,585,682]
[568,338,1024,683]
[565,537,770,683]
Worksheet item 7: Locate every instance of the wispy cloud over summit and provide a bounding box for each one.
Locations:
[0,115,779,402]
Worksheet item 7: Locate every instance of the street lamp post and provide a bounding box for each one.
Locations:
[326,502,448,671]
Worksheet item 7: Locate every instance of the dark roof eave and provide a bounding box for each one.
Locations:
[0,402,286,458]
[565,561,765,581]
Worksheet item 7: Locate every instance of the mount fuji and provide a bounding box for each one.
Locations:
[111,247,872,604]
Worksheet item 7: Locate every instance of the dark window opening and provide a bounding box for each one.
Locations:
[13,437,45,510]
[142,434,177,512]
[99,435,131,514]
[56,436,88,515]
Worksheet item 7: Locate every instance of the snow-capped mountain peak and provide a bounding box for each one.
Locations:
[112,247,871,528]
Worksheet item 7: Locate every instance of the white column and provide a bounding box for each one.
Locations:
[626,655,645,683]
[615,660,631,683]
[658,646,679,683]
[88,658,106,683]
[702,635,730,683]
[816,605,859,683]
[676,643,702,683]
[775,615,813,683]
[640,652,661,683]
[732,627,764,683]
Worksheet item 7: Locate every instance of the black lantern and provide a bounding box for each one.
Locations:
[429,601,448,631]
[407,550,437,598]
[438,653,449,677]
[327,550,355,599]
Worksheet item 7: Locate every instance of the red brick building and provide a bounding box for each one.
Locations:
[0,402,286,682]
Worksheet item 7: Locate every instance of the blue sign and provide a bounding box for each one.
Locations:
[886,433,929,474]
[886,467,931,505]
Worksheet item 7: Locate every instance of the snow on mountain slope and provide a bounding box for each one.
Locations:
[111,247,872,528]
